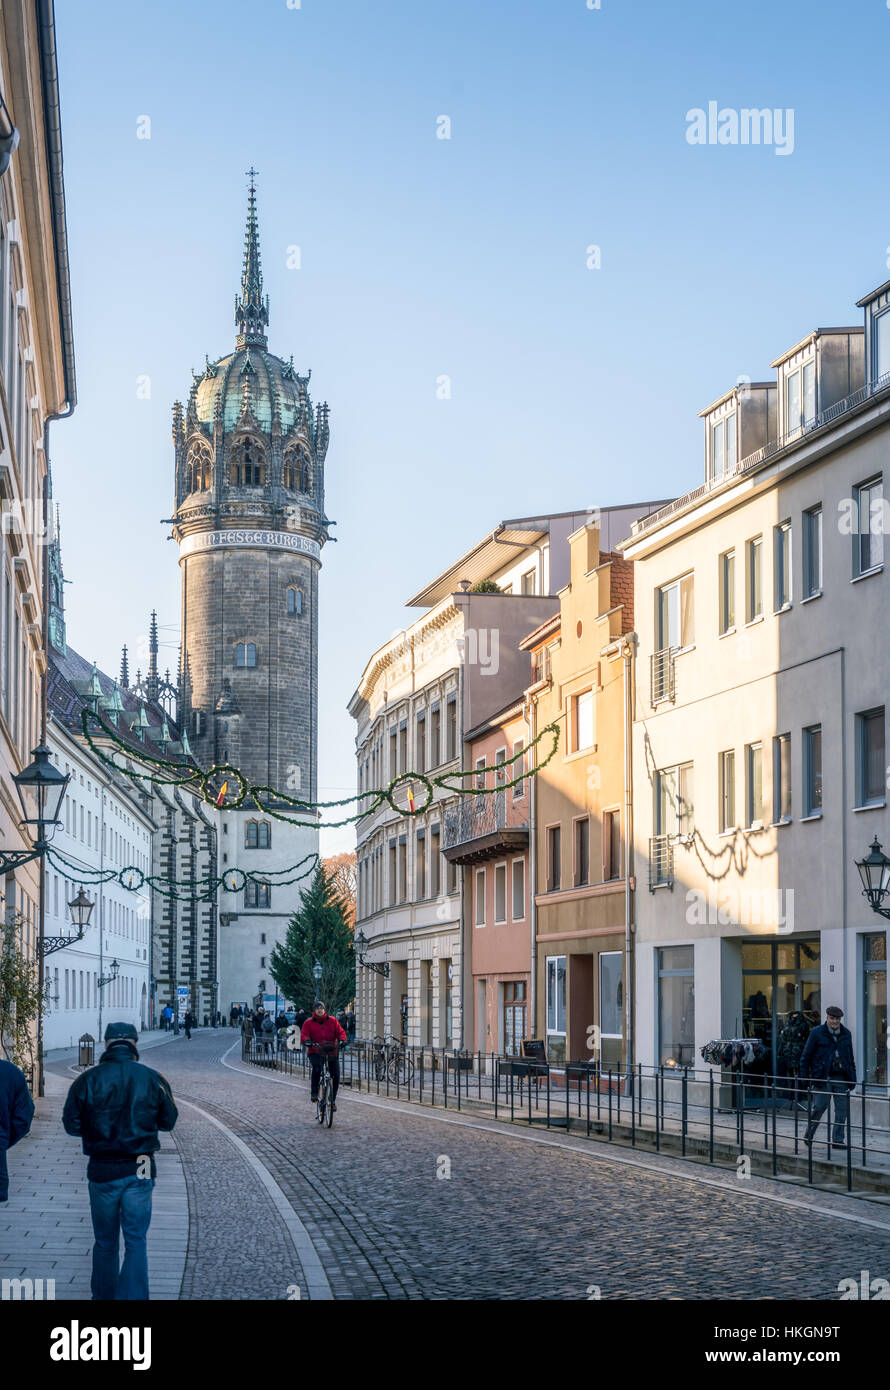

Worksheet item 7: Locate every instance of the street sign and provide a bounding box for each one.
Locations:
[176,986,189,1021]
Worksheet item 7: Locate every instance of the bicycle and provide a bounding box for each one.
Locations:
[314,1043,341,1128]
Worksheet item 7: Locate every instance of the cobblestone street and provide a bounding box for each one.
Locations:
[7,1029,889,1302]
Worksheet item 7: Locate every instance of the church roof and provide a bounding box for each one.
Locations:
[48,643,191,763]
[193,346,310,434]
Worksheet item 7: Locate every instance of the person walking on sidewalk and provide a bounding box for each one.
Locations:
[162,1004,172,1032]
[301,1002,347,1108]
[62,1022,178,1300]
[0,1058,34,1203]
[183,1010,194,1041]
[801,1006,857,1147]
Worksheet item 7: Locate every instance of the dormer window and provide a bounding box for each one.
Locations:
[785,360,815,435]
[709,412,737,483]
[286,587,304,616]
[235,642,257,667]
[876,312,890,384]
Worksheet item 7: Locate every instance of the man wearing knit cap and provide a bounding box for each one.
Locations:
[62,1021,178,1299]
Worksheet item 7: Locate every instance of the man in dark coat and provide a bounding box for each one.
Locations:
[800,1006,856,1145]
[0,1058,34,1202]
[62,1022,178,1299]
[183,1010,194,1041]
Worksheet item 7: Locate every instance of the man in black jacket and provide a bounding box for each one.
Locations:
[800,1006,856,1146]
[62,1022,178,1300]
[0,1058,34,1203]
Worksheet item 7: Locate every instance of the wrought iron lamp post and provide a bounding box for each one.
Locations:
[312,959,323,1003]
[856,837,890,919]
[353,928,390,978]
[97,958,120,1041]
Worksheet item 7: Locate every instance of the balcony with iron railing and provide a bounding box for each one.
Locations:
[630,368,890,540]
[442,791,529,866]
[650,647,676,706]
[648,835,674,891]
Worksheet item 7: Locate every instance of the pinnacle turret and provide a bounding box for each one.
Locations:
[234,169,269,350]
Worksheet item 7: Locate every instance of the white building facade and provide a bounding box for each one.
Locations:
[43,718,152,1050]
[622,289,889,1103]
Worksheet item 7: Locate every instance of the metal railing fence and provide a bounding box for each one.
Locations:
[240,1036,890,1195]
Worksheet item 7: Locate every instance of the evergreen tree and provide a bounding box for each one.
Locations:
[270,864,354,1011]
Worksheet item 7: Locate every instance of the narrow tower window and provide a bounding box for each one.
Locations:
[286,587,304,616]
[235,643,257,668]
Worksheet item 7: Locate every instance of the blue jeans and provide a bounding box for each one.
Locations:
[88,1175,154,1300]
[808,1079,851,1143]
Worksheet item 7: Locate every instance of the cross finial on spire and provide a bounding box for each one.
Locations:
[235,170,269,350]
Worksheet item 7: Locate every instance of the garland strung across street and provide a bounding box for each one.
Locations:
[79,707,562,830]
[46,845,321,904]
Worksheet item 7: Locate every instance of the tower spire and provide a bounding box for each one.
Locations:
[234,168,269,350]
[147,610,159,703]
[120,644,130,689]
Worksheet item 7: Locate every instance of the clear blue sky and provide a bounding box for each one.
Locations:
[50,0,890,853]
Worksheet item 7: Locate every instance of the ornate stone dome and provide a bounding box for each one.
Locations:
[194,347,310,435]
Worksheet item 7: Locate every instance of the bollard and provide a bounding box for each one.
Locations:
[78,1033,95,1068]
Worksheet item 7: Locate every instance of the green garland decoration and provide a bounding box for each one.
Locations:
[78,707,562,831]
[46,846,320,904]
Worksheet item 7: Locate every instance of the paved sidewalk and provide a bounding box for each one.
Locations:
[2,1057,188,1301]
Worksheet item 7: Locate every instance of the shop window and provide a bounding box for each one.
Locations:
[863,934,887,1086]
[658,947,694,1067]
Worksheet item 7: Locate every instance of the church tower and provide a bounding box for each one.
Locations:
[170,176,331,1011]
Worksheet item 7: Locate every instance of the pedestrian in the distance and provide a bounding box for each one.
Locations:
[62,1022,178,1300]
[261,1011,275,1056]
[345,1006,356,1045]
[183,1010,194,1041]
[162,1004,172,1033]
[801,1006,857,1146]
[0,1057,34,1203]
[336,1006,348,1036]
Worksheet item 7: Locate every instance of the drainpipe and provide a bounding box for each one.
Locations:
[622,635,635,1074]
[524,692,537,1035]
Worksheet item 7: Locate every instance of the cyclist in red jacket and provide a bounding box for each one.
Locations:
[301,1002,347,1108]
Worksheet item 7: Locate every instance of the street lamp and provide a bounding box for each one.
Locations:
[856,837,890,918]
[3,743,69,871]
[97,959,120,1042]
[353,928,390,978]
[41,885,95,957]
[312,959,323,1002]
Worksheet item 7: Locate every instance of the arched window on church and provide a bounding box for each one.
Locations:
[257,820,270,848]
[283,445,311,493]
[286,587,304,617]
[234,642,257,668]
[229,437,265,487]
[188,443,212,493]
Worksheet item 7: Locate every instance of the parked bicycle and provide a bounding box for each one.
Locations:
[372,1033,415,1084]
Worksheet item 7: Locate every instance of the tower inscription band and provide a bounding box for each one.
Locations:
[178,529,321,560]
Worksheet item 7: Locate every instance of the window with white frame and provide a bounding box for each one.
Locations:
[570,689,594,753]
[512,739,526,800]
[511,858,525,920]
[854,476,884,576]
[709,412,737,482]
[803,725,823,816]
[877,311,890,384]
[655,763,694,838]
[546,955,566,1037]
[785,360,816,434]
[746,537,762,622]
[745,742,763,828]
[599,951,623,1044]
[719,550,735,634]
[856,708,885,808]
[475,868,486,926]
[773,733,792,822]
[774,522,792,609]
[656,574,694,651]
[494,863,507,923]
[719,749,736,833]
[803,506,823,598]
